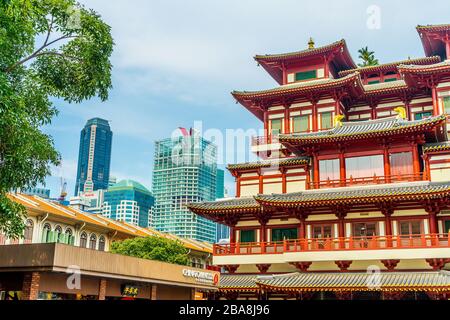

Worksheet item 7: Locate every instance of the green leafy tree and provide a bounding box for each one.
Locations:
[357,46,379,67]
[111,237,191,266]
[0,0,113,238]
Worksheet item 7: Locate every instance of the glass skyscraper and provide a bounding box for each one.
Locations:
[74,118,113,196]
[152,128,217,243]
[102,180,154,228]
[214,168,230,242]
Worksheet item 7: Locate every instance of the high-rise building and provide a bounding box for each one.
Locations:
[215,169,230,242]
[22,187,51,199]
[74,118,113,196]
[152,128,217,242]
[102,180,154,228]
[69,189,105,214]
[216,169,225,199]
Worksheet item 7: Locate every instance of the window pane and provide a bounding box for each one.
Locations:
[271,119,282,134]
[295,70,317,81]
[390,152,413,176]
[345,155,384,179]
[411,222,421,235]
[444,220,450,233]
[353,223,377,236]
[443,96,450,114]
[292,116,308,132]
[400,222,410,235]
[240,229,255,243]
[414,111,432,120]
[319,159,339,181]
[368,80,380,84]
[271,228,298,241]
[320,112,333,129]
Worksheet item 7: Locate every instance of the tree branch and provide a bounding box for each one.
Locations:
[4,14,79,73]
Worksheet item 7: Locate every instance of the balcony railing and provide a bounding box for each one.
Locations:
[309,173,425,189]
[213,233,450,256]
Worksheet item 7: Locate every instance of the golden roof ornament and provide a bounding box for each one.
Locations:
[394,106,407,120]
[308,37,315,49]
[333,114,345,127]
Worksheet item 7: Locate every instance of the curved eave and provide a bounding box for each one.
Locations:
[254,187,450,208]
[232,73,363,102]
[417,25,450,58]
[278,115,447,146]
[227,158,310,171]
[338,56,441,77]
[362,83,413,97]
[399,63,450,76]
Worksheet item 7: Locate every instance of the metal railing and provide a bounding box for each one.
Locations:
[213,233,450,256]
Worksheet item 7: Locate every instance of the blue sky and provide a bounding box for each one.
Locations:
[43,0,450,198]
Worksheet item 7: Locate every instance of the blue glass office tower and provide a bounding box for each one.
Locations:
[75,118,113,196]
[152,128,217,243]
[102,180,154,227]
[215,168,230,242]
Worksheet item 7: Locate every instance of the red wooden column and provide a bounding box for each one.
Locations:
[338,144,346,187]
[305,165,311,190]
[313,153,320,189]
[379,202,394,247]
[422,154,431,181]
[335,99,341,116]
[382,142,391,183]
[263,110,269,142]
[411,140,420,176]
[432,86,439,116]
[281,168,287,194]
[258,169,263,194]
[424,203,439,235]
[311,101,318,132]
[284,105,290,134]
[333,205,348,248]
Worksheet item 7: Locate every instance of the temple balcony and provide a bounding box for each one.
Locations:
[308,173,425,189]
[212,233,450,266]
[251,135,287,159]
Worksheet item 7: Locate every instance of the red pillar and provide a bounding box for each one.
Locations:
[313,154,320,189]
[383,143,391,183]
[423,154,431,180]
[281,168,287,194]
[284,106,290,134]
[263,110,269,142]
[312,104,318,132]
[339,148,346,186]
[411,142,420,176]
[236,174,241,198]
[258,172,263,194]
[432,86,439,116]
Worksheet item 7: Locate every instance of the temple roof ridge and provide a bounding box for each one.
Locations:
[254,39,347,60]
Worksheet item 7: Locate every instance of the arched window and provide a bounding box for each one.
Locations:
[55,225,63,243]
[42,224,51,243]
[65,228,73,245]
[80,232,87,248]
[24,220,34,244]
[98,236,106,251]
[89,234,97,249]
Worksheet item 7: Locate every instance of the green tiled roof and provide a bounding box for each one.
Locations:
[256,271,450,291]
[187,197,260,212]
[220,274,259,290]
[232,72,361,99]
[423,141,450,153]
[279,114,446,145]
[254,181,450,206]
[227,157,309,171]
[254,39,349,62]
[338,56,441,77]
[220,271,450,291]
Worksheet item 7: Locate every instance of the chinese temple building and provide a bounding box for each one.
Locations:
[187,24,450,300]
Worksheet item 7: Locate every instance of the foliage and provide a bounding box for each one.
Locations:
[357,46,379,67]
[0,0,113,238]
[111,236,191,266]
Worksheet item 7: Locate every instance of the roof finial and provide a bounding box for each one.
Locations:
[308,37,315,49]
